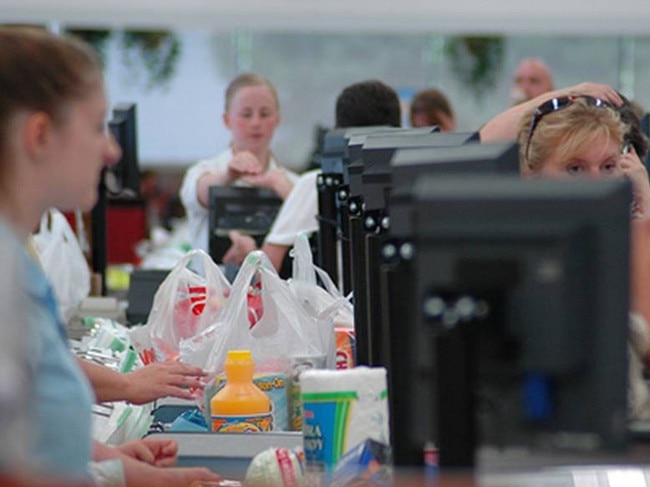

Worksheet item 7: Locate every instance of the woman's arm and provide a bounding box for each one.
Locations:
[77,358,206,405]
[479,82,623,143]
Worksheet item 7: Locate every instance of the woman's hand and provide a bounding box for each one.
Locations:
[480,81,623,143]
[619,146,650,218]
[124,361,207,405]
[118,437,178,467]
[227,151,264,180]
[242,168,294,199]
[561,82,624,106]
[222,230,258,266]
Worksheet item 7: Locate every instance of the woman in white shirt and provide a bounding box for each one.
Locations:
[179,72,298,255]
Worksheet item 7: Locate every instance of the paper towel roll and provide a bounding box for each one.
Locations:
[300,366,390,474]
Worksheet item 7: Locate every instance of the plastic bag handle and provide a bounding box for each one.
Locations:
[220,250,277,330]
[38,208,79,246]
[175,248,214,274]
[291,233,317,285]
[147,248,230,356]
[170,248,230,291]
[290,232,346,299]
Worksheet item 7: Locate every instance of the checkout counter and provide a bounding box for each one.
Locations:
[149,397,650,486]
[152,431,302,480]
[149,397,301,479]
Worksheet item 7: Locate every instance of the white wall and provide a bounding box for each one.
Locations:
[4,0,650,35]
[103,32,229,167]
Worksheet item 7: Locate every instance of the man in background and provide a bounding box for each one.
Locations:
[510,57,554,105]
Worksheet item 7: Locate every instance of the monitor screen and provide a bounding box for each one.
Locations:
[385,174,631,468]
[317,126,438,289]
[358,132,482,211]
[208,186,282,264]
[346,127,440,196]
[352,141,518,370]
[107,103,140,198]
[320,126,408,175]
[390,142,519,189]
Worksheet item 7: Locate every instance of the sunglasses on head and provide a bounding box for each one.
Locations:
[524,95,613,161]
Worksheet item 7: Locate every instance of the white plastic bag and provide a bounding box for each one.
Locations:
[290,233,355,370]
[147,249,230,360]
[33,208,90,324]
[180,250,335,376]
[289,233,354,328]
[93,401,153,446]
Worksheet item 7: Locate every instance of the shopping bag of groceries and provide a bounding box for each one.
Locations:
[33,208,91,324]
[180,250,336,430]
[181,250,335,374]
[147,249,230,360]
[289,233,353,324]
[289,233,355,369]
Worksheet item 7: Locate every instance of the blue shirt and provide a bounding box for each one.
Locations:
[0,222,95,482]
[0,229,30,472]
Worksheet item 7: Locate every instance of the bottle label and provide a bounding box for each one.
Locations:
[212,374,287,431]
[289,356,327,432]
[211,412,273,433]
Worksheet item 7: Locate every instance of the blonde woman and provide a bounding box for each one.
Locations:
[516,94,650,420]
[180,72,298,255]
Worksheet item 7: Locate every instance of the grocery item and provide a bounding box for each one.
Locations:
[300,367,390,477]
[288,355,326,431]
[245,447,305,487]
[210,350,272,433]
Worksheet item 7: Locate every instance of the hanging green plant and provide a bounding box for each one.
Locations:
[445,36,505,100]
[65,28,112,65]
[120,30,181,90]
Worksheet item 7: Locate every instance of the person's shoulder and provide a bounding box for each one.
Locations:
[299,168,321,181]
[0,220,33,274]
[290,169,320,190]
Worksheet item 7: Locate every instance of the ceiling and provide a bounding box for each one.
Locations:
[3,0,650,35]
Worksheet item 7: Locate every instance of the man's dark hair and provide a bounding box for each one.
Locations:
[335,80,401,128]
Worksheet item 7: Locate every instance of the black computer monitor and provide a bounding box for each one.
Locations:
[359,132,481,212]
[107,103,140,197]
[318,126,432,288]
[320,126,418,176]
[385,174,631,469]
[91,102,140,294]
[346,127,440,198]
[208,186,282,265]
[391,142,519,188]
[354,141,518,366]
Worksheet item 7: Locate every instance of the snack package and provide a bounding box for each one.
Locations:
[288,355,327,432]
[329,439,392,487]
[335,327,355,370]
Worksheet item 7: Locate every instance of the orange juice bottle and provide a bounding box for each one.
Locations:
[210,350,272,433]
